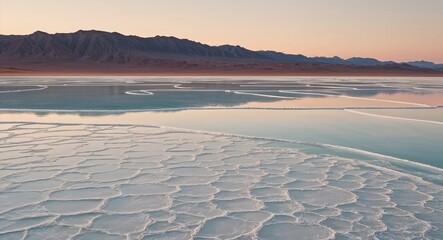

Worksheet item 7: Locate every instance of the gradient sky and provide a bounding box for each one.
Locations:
[1,0,442,63]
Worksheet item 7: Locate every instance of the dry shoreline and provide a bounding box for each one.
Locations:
[2,63,443,77]
[1,69,443,77]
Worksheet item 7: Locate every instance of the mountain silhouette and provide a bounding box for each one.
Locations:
[0,30,442,75]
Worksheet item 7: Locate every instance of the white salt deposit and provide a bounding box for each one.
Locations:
[0,123,442,239]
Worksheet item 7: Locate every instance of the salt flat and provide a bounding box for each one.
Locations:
[0,123,442,239]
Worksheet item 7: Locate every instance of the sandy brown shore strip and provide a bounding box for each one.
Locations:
[1,69,443,77]
[1,63,443,77]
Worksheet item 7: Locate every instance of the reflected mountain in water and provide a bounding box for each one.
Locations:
[1,77,442,112]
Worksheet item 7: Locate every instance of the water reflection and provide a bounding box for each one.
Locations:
[0,81,442,111]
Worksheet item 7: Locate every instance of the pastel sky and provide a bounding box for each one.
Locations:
[1,0,442,63]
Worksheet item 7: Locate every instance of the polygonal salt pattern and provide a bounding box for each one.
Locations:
[0,123,442,239]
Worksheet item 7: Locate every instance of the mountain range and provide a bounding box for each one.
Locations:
[1,30,442,75]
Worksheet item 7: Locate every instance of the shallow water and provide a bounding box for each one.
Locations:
[1,109,443,174]
[0,76,442,239]
[1,76,442,110]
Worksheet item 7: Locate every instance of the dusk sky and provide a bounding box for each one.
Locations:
[1,0,442,63]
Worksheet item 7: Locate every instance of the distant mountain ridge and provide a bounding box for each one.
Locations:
[258,50,443,69]
[0,30,442,75]
[405,61,443,70]
[0,30,267,63]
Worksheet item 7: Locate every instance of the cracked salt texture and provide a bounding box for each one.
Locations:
[0,123,442,239]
